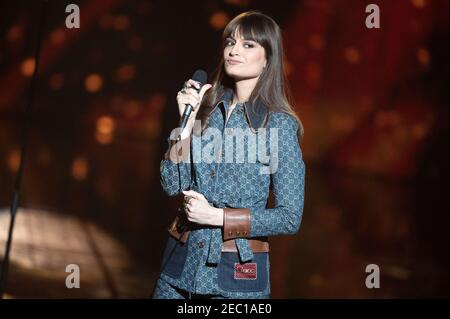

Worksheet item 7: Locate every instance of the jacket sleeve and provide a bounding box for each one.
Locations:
[223,113,306,239]
[160,135,192,197]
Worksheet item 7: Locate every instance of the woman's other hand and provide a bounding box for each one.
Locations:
[182,190,224,227]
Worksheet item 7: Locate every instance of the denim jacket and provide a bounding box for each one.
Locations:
[158,89,306,297]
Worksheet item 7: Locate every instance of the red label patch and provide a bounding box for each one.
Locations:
[234,262,257,280]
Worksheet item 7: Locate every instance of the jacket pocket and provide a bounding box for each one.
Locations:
[160,236,189,279]
[217,252,268,292]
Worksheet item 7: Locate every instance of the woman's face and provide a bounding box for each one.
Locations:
[223,30,267,81]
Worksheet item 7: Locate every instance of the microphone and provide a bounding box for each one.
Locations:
[177,69,208,140]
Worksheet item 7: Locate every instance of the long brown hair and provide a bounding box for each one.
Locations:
[197,11,304,142]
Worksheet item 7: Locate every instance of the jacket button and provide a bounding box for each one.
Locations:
[228,231,233,236]
[227,128,233,135]
[197,241,204,249]
[210,171,216,178]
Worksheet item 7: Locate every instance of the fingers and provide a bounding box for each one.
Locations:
[183,199,194,217]
[177,94,200,109]
[177,86,202,112]
[177,87,199,98]
[182,190,202,199]
[177,80,211,118]
[182,190,210,224]
[177,84,211,107]
[185,79,201,90]
[180,79,209,97]
[182,191,207,212]
[198,84,212,100]
[182,194,192,213]
[182,190,197,198]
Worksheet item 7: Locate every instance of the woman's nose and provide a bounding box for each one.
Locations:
[229,44,240,56]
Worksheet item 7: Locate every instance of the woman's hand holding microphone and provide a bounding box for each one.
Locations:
[176,79,212,140]
[165,78,211,161]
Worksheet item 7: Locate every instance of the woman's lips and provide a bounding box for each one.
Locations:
[226,59,242,65]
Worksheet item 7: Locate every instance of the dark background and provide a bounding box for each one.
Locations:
[0,0,448,298]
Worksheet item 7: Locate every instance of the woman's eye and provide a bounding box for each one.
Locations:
[225,40,255,48]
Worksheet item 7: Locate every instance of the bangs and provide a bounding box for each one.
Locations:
[222,14,269,47]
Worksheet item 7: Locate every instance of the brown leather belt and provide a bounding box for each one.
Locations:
[168,216,269,253]
[221,237,269,253]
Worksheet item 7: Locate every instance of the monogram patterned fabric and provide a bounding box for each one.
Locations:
[155,91,306,298]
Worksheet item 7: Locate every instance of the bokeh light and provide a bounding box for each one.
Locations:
[71,156,88,181]
[411,0,427,9]
[50,28,65,46]
[96,116,115,135]
[115,64,135,82]
[85,74,103,92]
[114,15,129,31]
[416,47,431,66]
[309,34,325,50]
[210,12,230,30]
[21,58,35,77]
[345,47,360,64]
[96,116,115,144]
[7,149,20,173]
[6,24,22,42]
[49,73,64,90]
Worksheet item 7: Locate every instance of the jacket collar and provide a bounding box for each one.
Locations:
[213,88,270,131]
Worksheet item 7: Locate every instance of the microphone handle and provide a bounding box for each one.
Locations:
[177,104,194,139]
[177,81,202,139]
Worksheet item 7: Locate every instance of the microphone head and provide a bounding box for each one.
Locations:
[192,69,208,87]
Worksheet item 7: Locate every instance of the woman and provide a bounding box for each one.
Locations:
[153,11,306,299]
